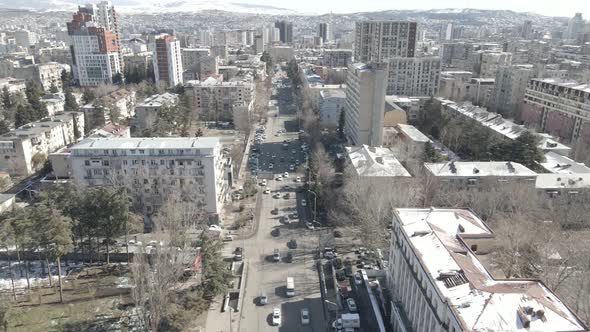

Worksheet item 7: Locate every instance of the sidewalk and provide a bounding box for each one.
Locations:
[204,294,236,332]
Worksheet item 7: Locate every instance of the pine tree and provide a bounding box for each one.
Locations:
[82,88,95,105]
[338,107,345,138]
[25,81,47,120]
[14,104,32,127]
[49,82,59,93]
[0,120,9,135]
[1,86,11,109]
[195,128,204,137]
[64,88,79,113]
[60,69,71,88]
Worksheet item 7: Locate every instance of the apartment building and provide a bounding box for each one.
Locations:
[134,93,179,131]
[82,88,136,131]
[477,51,512,78]
[491,64,535,115]
[319,89,346,128]
[424,161,537,190]
[185,77,254,122]
[181,48,211,74]
[8,62,65,92]
[522,78,590,145]
[346,145,411,178]
[69,137,230,216]
[344,62,388,146]
[153,34,183,87]
[353,21,417,63]
[388,207,587,332]
[67,1,123,86]
[386,57,441,96]
[0,112,85,176]
[322,49,352,68]
[438,71,473,102]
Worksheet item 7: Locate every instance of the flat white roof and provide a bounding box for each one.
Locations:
[137,93,178,107]
[443,102,527,140]
[346,145,411,177]
[395,208,587,332]
[71,137,219,151]
[424,161,537,177]
[540,152,590,174]
[536,173,590,190]
[396,124,431,143]
[536,134,571,153]
[532,78,590,94]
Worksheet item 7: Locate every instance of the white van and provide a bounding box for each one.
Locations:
[286,277,295,297]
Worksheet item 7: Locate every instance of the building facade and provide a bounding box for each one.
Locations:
[353,21,417,63]
[319,89,346,128]
[0,112,85,176]
[386,57,441,96]
[153,35,183,87]
[67,1,123,86]
[134,93,179,131]
[344,62,388,146]
[322,49,353,68]
[492,64,535,115]
[69,137,230,216]
[185,78,254,122]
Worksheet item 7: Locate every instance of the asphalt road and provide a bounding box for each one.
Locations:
[231,73,326,332]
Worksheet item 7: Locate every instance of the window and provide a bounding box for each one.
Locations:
[85,160,90,166]
[471,244,478,252]
[144,179,149,184]
[102,160,110,166]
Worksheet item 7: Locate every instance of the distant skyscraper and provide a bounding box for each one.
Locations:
[521,20,533,39]
[566,13,585,39]
[318,23,331,42]
[153,34,183,87]
[275,20,293,44]
[67,1,123,86]
[353,21,417,63]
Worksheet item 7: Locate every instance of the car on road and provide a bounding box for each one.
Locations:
[283,172,289,178]
[354,272,363,286]
[295,176,301,182]
[273,192,281,199]
[271,208,279,215]
[234,247,243,261]
[301,308,310,325]
[289,164,295,171]
[276,176,282,181]
[346,298,358,312]
[273,249,281,262]
[301,199,307,206]
[305,222,314,230]
[263,188,270,194]
[272,308,281,325]
[260,179,267,186]
[288,239,298,249]
[223,234,234,242]
[268,164,274,170]
[208,225,222,232]
[259,293,268,305]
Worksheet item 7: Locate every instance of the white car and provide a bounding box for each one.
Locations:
[276,176,283,181]
[289,165,295,171]
[283,172,289,178]
[301,199,307,206]
[259,293,268,305]
[261,179,267,186]
[354,272,363,286]
[208,225,222,232]
[295,176,301,182]
[272,308,281,325]
[263,188,270,194]
[305,222,314,230]
[269,164,274,170]
[300,308,310,325]
[273,193,281,199]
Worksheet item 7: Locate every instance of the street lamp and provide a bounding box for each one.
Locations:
[308,189,317,222]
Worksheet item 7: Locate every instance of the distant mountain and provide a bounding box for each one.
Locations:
[0,0,299,15]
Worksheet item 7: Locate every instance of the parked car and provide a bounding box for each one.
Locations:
[301,199,307,206]
[295,176,301,182]
[259,293,268,305]
[234,247,243,261]
[300,308,310,325]
[305,222,314,230]
[334,230,343,238]
[346,298,358,312]
[272,308,281,325]
[263,188,270,194]
[223,235,234,242]
[288,239,298,249]
[273,249,281,262]
[271,208,279,215]
[354,272,363,286]
[285,251,293,263]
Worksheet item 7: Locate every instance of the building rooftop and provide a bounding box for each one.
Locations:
[1,112,81,140]
[71,137,219,151]
[536,134,571,153]
[346,145,411,177]
[540,151,590,174]
[320,89,346,99]
[531,78,590,93]
[88,123,130,139]
[137,93,178,107]
[394,207,588,332]
[536,173,590,190]
[396,124,430,143]
[424,161,537,177]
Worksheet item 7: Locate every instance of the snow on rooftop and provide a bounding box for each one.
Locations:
[396,124,431,143]
[536,173,590,190]
[445,102,527,140]
[533,78,590,93]
[540,152,590,174]
[346,145,411,177]
[424,161,537,177]
[394,208,587,332]
[71,137,219,151]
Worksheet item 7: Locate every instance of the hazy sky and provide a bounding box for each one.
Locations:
[253,0,590,18]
